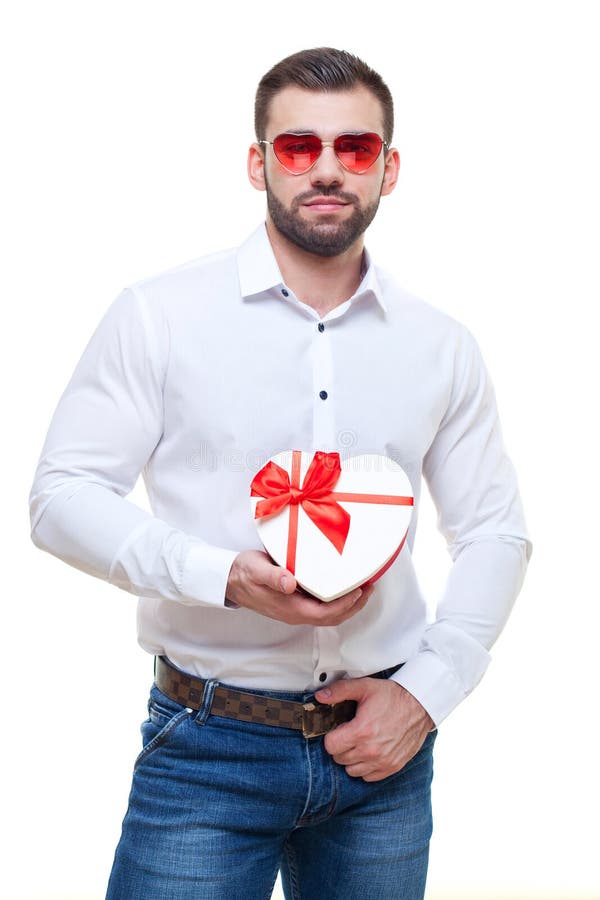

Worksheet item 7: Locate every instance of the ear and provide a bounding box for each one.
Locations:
[380,147,400,197]
[248,142,267,192]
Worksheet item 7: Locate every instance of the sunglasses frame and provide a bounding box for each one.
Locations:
[259,132,388,175]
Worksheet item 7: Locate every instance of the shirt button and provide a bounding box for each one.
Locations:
[318,322,325,332]
[319,672,327,682]
[319,390,328,400]
[281,288,289,297]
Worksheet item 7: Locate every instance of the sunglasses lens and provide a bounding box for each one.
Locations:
[270,132,384,174]
[334,133,383,172]
[272,134,322,174]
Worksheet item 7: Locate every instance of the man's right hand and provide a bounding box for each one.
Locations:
[226,550,373,626]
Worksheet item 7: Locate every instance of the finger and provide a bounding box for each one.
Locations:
[362,770,392,782]
[316,674,371,706]
[319,585,373,623]
[286,582,373,620]
[334,582,374,605]
[263,591,329,626]
[287,587,364,623]
[277,570,297,594]
[254,559,296,594]
[323,720,360,756]
[268,584,369,627]
[317,587,368,620]
[330,747,363,766]
[346,763,383,781]
[334,588,371,621]
[357,768,386,781]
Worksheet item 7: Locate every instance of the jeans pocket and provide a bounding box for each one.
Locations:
[133,690,191,770]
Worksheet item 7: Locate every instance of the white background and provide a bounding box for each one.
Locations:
[3,2,599,898]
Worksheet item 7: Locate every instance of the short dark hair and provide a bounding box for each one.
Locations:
[254,48,394,145]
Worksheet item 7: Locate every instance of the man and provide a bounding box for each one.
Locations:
[29,48,530,899]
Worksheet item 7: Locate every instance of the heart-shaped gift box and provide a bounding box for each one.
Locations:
[250,450,414,601]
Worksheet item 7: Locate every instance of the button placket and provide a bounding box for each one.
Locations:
[313,626,342,686]
[312,318,335,449]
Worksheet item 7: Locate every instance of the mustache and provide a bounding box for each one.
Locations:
[291,188,359,211]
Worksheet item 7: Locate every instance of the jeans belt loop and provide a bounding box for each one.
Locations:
[195,679,217,725]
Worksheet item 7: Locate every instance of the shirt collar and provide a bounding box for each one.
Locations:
[237,224,284,299]
[236,223,387,314]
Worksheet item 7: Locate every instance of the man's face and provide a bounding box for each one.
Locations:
[249,86,399,257]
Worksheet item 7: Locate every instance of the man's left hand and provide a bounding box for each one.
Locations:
[315,677,435,782]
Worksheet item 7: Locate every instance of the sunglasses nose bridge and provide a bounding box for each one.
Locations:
[309,141,346,178]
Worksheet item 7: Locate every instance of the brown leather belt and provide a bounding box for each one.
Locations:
[155,656,377,739]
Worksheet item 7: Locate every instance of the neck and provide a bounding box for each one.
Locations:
[265,220,365,318]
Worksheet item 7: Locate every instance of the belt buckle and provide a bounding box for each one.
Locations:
[301,700,337,739]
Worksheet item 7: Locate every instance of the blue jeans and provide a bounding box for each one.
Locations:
[106,678,436,900]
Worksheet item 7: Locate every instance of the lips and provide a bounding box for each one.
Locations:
[303,198,349,211]
[291,190,359,215]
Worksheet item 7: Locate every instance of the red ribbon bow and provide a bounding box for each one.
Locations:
[251,450,413,575]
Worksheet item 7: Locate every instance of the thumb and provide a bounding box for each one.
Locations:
[252,552,296,593]
[274,567,296,594]
[315,676,371,705]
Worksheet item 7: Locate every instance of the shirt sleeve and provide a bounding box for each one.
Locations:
[392,327,532,725]
[29,287,238,608]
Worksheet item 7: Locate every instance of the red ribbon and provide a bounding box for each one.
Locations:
[251,450,414,575]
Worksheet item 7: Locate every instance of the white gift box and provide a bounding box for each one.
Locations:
[250,450,414,601]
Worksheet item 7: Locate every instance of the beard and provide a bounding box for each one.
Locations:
[265,176,382,258]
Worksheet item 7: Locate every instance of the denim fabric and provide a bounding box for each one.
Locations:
[105,680,436,900]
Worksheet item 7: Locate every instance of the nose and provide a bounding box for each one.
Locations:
[309,143,345,188]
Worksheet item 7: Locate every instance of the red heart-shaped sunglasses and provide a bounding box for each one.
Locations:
[259,132,388,175]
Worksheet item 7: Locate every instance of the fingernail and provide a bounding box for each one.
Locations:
[280,576,289,591]
[319,688,332,699]
[354,588,363,602]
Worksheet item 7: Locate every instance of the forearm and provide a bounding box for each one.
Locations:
[29,287,237,608]
[403,325,532,725]
[30,481,238,607]
[393,535,530,726]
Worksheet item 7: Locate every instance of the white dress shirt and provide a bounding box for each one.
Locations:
[29,224,531,725]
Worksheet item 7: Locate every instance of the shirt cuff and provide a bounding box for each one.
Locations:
[390,650,474,727]
[179,540,239,608]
